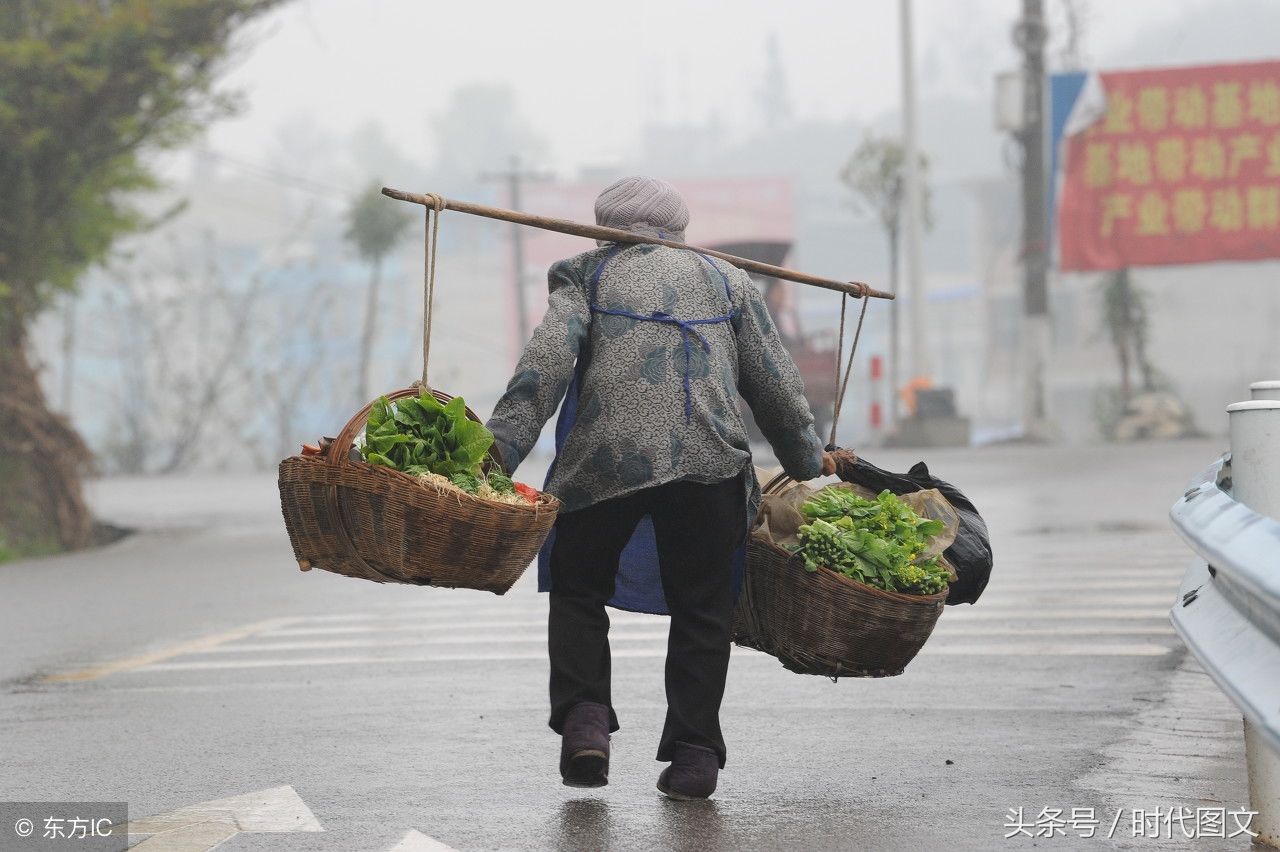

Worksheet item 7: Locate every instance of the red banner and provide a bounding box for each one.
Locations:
[1058,60,1280,271]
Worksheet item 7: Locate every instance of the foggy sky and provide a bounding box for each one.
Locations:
[204,0,1260,179]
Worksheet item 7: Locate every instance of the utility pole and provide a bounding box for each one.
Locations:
[481,155,549,359]
[900,0,928,385]
[1014,0,1052,439]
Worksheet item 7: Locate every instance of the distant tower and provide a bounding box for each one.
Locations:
[759,32,794,127]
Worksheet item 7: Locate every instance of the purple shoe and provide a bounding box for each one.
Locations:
[560,702,610,788]
[656,741,719,800]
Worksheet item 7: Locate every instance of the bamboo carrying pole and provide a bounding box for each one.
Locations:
[382,187,892,301]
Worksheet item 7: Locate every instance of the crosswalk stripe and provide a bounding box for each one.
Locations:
[142,650,644,670]
[49,570,1182,681]
[986,580,1179,590]
[974,596,1174,607]
[137,640,1171,672]
[189,631,671,654]
[942,608,1169,620]
[933,625,1172,636]
[260,601,1173,637]
[921,643,1170,656]
[310,606,1172,628]
[185,623,1174,656]
[40,617,303,683]
[260,618,669,637]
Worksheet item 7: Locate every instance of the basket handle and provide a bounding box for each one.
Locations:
[325,385,502,471]
[762,447,858,496]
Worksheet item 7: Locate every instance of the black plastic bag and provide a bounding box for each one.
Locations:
[839,454,993,605]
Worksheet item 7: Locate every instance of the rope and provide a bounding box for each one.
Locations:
[829,294,848,446]
[420,193,445,389]
[827,289,871,447]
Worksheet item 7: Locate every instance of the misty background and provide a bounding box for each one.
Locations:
[30,0,1280,475]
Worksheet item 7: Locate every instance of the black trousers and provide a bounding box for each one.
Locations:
[547,472,747,769]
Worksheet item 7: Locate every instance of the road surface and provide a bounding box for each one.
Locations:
[0,440,1255,850]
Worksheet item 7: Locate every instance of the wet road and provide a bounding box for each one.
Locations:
[0,440,1255,850]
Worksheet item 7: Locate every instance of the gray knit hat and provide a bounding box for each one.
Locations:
[594,176,689,244]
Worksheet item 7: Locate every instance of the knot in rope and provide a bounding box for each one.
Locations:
[419,193,448,389]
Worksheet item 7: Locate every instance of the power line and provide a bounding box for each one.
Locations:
[199,149,355,198]
[480,155,552,357]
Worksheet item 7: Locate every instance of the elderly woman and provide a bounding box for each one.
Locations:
[486,176,833,800]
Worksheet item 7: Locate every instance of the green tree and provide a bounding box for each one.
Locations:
[0,0,284,555]
[839,134,931,425]
[345,182,411,405]
[1099,266,1154,404]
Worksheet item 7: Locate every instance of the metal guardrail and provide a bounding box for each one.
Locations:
[1170,453,1280,755]
[1171,389,1280,846]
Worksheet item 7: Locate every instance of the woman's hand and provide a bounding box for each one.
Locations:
[819,448,856,477]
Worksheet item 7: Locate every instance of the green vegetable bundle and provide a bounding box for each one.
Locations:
[360,391,515,497]
[792,487,950,596]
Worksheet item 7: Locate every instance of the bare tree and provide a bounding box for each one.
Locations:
[345,182,411,407]
[839,135,932,426]
[1055,0,1090,71]
[249,270,343,463]
[97,228,317,474]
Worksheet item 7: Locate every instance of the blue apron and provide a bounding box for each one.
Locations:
[536,245,748,615]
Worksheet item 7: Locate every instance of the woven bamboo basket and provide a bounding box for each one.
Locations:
[278,386,559,593]
[732,465,949,678]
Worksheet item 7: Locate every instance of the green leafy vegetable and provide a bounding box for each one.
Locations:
[486,471,515,495]
[361,391,495,480]
[792,488,950,596]
[449,472,482,494]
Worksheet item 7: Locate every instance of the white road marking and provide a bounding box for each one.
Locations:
[977,578,1177,591]
[260,616,666,637]
[131,820,238,850]
[192,624,1173,656]
[967,591,1172,603]
[297,605,545,622]
[389,829,461,851]
[932,625,1173,636]
[190,631,672,654]
[941,608,1169,620]
[920,643,1170,656]
[258,621,547,637]
[125,785,323,850]
[137,639,1171,672]
[41,617,303,683]
[141,650,637,670]
[62,575,1184,683]
[257,603,1171,640]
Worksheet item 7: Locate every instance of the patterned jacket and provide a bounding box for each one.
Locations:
[486,242,825,521]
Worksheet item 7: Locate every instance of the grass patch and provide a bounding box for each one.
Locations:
[0,533,61,565]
